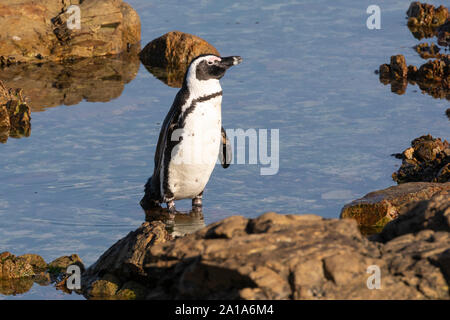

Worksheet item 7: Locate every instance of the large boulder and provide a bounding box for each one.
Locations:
[340,182,450,231]
[82,211,450,300]
[140,31,220,88]
[0,0,140,65]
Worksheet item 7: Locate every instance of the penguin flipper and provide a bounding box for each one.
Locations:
[140,176,161,210]
[219,127,232,169]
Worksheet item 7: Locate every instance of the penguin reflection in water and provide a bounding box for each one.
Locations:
[140,54,243,215]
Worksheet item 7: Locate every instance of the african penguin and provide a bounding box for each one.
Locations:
[140,54,242,214]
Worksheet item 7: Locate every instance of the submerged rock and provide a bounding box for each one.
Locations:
[406,2,448,39]
[0,81,31,142]
[0,0,140,65]
[139,31,220,88]
[415,42,441,59]
[407,2,448,27]
[392,135,450,183]
[379,54,450,100]
[340,182,450,231]
[82,211,450,300]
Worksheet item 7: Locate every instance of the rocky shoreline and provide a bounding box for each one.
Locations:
[0,0,449,300]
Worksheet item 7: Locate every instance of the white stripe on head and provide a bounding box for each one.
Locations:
[185,55,222,99]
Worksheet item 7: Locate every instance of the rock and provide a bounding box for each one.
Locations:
[406,2,448,28]
[116,281,147,300]
[82,221,171,298]
[372,191,450,242]
[0,81,31,142]
[139,31,220,88]
[390,55,408,79]
[415,43,441,59]
[417,58,448,82]
[18,254,47,272]
[392,135,450,183]
[446,108,450,120]
[0,0,140,64]
[340,182,450,231]
[438,19,450,46]
[0,48,140,112]
[48,254,85,273]
[379,54,450,100]
[82,212,450,299]
[0,252,35,279]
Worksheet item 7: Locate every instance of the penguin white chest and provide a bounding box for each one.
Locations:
[167,96,222,200]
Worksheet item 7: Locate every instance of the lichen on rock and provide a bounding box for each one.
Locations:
[392,135,450,183]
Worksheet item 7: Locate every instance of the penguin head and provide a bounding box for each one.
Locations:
[184,54,243,88]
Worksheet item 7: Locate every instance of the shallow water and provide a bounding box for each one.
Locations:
[0,0,449,299]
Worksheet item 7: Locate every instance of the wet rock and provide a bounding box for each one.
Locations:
[392,135,450,183]
[19,254,47,273]
[381,55,408,80]
[0,49,140,112]
[417,58,448,82]
[340,182,450,231]
[116,281,147,300]
[372,191,450,242]
[82,212,450,299]
[406,2,448,41]
[379,54,450,100]
[0,81,31,142]
[0,0,140,65]
[88,274,120,298]
[0,252,35,279]
[415,43,441,59]
[48,254,85,274]
[437,19,450,46]
[407,2,448,27]
[139,31,220,88]
[82,221,171,299]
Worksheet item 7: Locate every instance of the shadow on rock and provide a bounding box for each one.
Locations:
[0,47,140,112]
[406,2,448,40]
[378,54,450,100]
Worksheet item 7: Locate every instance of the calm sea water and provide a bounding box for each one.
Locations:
[1,0,449,299]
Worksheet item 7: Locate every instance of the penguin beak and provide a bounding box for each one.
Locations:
[219,56,243,69]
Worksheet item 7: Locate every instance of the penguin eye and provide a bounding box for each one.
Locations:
[207,60,214,65]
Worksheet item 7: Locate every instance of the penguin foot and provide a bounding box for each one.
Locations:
[192,193,203,210]
[167,200,176,214]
